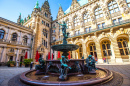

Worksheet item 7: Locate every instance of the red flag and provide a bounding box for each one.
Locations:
[35,50,40,62]
[24,52,28,59]
[52,53,53,60]
[48,52,50,60]
[57,51,61,59]
[68,52,71,59]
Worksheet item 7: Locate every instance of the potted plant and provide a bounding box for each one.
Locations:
[7,61,16,67]
[23,59,33,67]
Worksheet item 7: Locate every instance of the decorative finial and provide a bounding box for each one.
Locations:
[34,0,39,9]
[58,3,61,7]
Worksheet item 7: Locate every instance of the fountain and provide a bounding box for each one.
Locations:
[20,21,113,86]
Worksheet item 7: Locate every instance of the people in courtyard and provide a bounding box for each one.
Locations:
[30,61,33,70]
[16,60,19,67]
[103,58,106,63]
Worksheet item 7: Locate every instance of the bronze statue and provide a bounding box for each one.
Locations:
[85,55,97,73]
[56,21,69,44]
[59,56,71,80]
[35,57,45,71]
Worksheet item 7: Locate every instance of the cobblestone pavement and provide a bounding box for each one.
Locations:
[0,63,130,86]
[96,63,130,79]
[0,66,30,86]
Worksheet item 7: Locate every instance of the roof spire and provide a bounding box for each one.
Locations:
[34,0,39,9]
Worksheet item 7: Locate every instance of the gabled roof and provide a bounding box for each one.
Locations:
[64,0,88,14]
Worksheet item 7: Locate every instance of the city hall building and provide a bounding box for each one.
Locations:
[0,0,130,65]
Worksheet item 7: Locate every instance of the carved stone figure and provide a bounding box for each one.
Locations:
[85,55,97,73]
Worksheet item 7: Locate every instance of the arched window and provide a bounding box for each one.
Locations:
[94,7,103,19]
[11,33,17,41]
[23,35,28,43]
[108,0,119,14]
[126,0,130,7]
[0,29,5,39]
[83,12,91,23]
[117,38,129,55]
[89,43,97,56]
[102,41,112,56]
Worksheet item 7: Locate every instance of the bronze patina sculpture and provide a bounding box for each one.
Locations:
[85,55,97,73]
[56,21,69,44]
[59,56,71,80]
[35,57,46,75]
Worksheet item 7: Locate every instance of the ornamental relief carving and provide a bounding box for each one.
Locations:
[118,0,130,14]
[90,13,96,24]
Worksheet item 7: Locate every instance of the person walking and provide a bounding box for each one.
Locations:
[30,62,33,70]
[16,60,19,67]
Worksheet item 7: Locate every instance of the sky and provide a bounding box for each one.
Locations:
[0,0,78,23]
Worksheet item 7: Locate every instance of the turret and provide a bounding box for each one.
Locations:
[57,4,64,18]
[41,0,51,14]
[17,13,21,25]
[34,0,40,12]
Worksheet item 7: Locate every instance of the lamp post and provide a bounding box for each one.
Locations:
[105,50,109,64]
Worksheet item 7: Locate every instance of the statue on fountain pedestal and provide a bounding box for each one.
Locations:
[56,21,69,44]
[35,57,46,75]
[85,55,97,74]
[59,56,71,81]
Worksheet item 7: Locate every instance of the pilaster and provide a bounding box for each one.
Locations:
[1,47,7,62]
[111,38,123,63]
[95,42,103,63]
[82,43,87,59]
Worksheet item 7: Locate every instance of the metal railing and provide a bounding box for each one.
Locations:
[52,19,130,43]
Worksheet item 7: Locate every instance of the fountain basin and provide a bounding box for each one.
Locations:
[20,67,113,86]
[51,44,79,52]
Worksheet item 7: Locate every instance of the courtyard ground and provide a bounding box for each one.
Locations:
[0,63,130,86]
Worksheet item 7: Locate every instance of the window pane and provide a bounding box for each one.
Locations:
[125,48,129,55]
[107,44,110,49]
[93,46,96,50]
[103,51,107,56]
[108,50,112,56]
[102,44,106,50]
[120,49,124,55]
[118,42,122,48]
[90,46,92,51]
[123,41,128,47]
[90,52,93,55]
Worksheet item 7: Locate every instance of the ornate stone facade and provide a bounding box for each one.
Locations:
[51,0,130,63]
[0,17,33,64]
[0,0,130,64]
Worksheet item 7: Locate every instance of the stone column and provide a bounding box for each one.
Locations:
[95,42,103,63]
[72,51,76,59]
[111,38,123,63]
[28,50,30,59]
[128,34,130,62]
[16,49,20,61]
[82,43,87,59]
[5,27,9,40]
[1,47,7,62]
[0,47,4,62]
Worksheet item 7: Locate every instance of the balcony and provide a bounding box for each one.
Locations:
[52,19,130,43]
[0,39,31,47]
